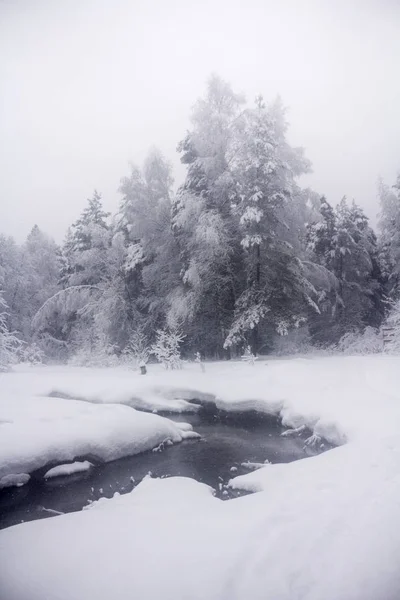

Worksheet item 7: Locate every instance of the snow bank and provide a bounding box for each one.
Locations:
[44,461,93,479]
[1,365,206,413]
[0,473,30,488]
[1,442,400,600]
[4,356,400,445]
[0,394,199,488]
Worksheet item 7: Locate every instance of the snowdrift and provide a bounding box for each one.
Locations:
[0,394,198,488]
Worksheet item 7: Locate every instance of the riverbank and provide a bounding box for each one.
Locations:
[1,356,400,599]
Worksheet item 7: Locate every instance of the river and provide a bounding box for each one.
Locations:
[0,408,328,530]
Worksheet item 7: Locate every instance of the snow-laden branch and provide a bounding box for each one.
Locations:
[301,260,339,292]
[32,285,103,331]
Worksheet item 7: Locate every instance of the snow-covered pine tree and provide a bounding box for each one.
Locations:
[224,96,314,353]
[21,226,60,342]
[61,190,110,287]
[0,233,28,337]
[306,196,340,343]
[118,149,180,344]
[151,328,185,369]
[330,198,384,339]
[378,174,400,299]
[172,75,245,357]
[35,192,117,362]
[0,291,21,371]
[307,196,337,263]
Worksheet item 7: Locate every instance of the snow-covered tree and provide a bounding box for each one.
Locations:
[0,234,27,335]
[307,196,337,263]
[21,226,60,340]
[118,148,180,341]
[122,328,150,367]
[315,198,383,340]
[31,193,115,361]
[0,228,60,353]
[0,291,21,371]
[305,195,384,343]
[61,190,110,287]
[378,175,400,298]
[4,74,389,362]
[172,76,245,356]
[224,96,315,352]
[151,328,185,369]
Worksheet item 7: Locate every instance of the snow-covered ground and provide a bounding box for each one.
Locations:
[0,390,199,489]
[1,356,400,599]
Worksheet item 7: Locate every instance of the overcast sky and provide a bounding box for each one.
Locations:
[1,0,399,242]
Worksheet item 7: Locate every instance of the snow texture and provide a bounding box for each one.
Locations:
[0,390,199,488]
[1,356,400,599]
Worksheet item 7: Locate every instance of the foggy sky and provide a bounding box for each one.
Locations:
[1,0,399,242]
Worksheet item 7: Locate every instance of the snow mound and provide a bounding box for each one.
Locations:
[44,461,93,479]
[0,473,30,488]
[6,356,400,446]
[0,395,197,489]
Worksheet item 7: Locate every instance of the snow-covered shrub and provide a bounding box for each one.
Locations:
[19,342,45,365]
[241,345,257,364]
[0,292,21,372]
[272,326,314,356]
[37,334,69,363]
[336,326,382,355]
[381,299,400,353]
[121,330,150,369]
[194,351,205,372]
[68,346,119,368]
[68,333,119,368]
[151,329,185,369]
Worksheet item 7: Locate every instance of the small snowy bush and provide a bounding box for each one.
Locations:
[241,345,257,365]
[194,351,205,372]
[336,327,382,355]
[37,334,69,363]
[272,326,314,356]
[380,299,400,353]
[19,342,45,365]
[121,330,150,369]
[151,328,185,369]
[68,333,119,368]
[69,346,119,368]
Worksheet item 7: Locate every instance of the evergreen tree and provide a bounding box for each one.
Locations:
[0,234,27,335]
[6,75,389,361]
[21,226,60,338]
[118,149,179,343]
[307,196,337,264]
[38,192,113,358]
[224,96,314,352]
[61,190,110,287]
[329,198,383,338]
[378,175,400,298]
[0,291,21,371]
[169,77,246,357]
[306,197,340,343]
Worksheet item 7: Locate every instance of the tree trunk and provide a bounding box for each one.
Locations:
[252,243,261,355]
[256,244,261,285]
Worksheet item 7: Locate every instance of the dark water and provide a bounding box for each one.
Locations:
[0,409,324,530]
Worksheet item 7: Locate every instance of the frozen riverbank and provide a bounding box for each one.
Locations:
[0,409,317,530]
[1,356,400,599]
